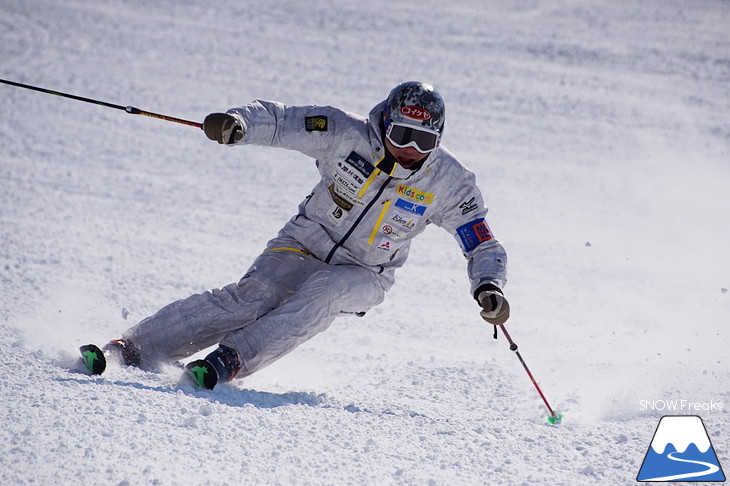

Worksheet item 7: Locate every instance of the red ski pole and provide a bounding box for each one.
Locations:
[498,323,562,424]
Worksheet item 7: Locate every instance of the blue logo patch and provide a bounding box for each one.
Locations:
[637,415,725,482]
[345,152,374,178]
[394,198,427,216]
[455,218,493,253]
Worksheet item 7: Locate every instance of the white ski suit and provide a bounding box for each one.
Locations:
[125,99,508,376]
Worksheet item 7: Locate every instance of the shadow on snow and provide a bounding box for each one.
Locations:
[54,374,323,409]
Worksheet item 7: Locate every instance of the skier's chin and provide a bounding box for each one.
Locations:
[397,157,419,168]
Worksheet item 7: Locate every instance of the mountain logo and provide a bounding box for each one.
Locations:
[637,415,726,482]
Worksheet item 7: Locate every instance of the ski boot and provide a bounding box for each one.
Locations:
[103,338,142,367]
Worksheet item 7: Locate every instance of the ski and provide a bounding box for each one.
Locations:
[79,344,106,375]
[78,343,217,389]
[185,359,218,389]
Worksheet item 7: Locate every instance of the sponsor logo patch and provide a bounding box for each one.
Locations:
[327,203,347,226]
[381,222,411,240]
[376,238,393,252]
[394,198,427,216]
[305,116,328,132]
[328,184,354,211]
[460,196,478,215]
[344,151,375,178]
[334,168,364,193]
[388,211,417,232]
[456,218,493,252]
[396,184,434,205]
[400,105,432,121]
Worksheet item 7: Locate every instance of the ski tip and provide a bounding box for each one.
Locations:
[184,359,218,390]
[79,344,107,375]
[547,412,563,425]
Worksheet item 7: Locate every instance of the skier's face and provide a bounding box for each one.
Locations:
[384,137,429,169]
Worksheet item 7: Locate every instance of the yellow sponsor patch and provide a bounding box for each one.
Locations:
[305,116,328,132]
[395,184,434,205]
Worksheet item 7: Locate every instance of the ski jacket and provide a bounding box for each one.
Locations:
[227,100,508,296]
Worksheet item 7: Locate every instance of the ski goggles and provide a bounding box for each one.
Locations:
[385,122,441,154]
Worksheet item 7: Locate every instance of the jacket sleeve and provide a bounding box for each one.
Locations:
[226,100,346,160]
[429,169,508,299]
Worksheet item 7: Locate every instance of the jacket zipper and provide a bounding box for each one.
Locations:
[325,175,393,263]
[367,199,392,245]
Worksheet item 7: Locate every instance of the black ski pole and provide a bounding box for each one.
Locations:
[498,323,562,424]
[0,78,202,129]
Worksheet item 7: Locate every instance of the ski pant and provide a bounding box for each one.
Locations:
[124,235,386,376]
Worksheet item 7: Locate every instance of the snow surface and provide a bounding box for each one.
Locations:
[1,0,729,484]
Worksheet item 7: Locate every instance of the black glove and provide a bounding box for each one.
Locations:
[203,112,243,144]
[476,284,510,325]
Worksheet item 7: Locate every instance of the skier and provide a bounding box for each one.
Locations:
[103,81,510,389]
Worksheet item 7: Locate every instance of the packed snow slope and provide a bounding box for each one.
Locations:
[1,0,729,484]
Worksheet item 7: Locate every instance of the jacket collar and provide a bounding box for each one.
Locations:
[368,100,434,180]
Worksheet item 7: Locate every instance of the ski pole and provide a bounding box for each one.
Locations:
[498,323,562,424]
[0,78,202,129]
